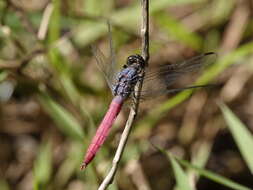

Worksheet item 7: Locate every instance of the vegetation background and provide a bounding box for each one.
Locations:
[0,0,253,189]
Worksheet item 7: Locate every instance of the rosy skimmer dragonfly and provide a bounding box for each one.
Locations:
[80,43,216,170]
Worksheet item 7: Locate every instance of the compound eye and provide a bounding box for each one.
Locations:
[127,56,135,65]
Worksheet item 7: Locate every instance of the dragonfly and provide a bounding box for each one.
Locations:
[80,42,216,170]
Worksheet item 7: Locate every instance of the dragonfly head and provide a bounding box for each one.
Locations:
[126,54,145,68]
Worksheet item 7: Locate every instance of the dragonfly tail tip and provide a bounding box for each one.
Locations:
[80,163,87,170]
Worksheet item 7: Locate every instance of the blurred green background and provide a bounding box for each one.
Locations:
[0,0,253,189]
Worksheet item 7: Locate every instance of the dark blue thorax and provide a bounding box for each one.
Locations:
[112,66,140,99]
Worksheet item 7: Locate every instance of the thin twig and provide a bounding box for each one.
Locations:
[38,3,54,40]
[141,0,149,62]
[98,0,149,189]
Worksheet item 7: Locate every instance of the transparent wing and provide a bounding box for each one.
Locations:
[108,21,117,75]
[140,52,217,99]
[91,23,118,92]
[92,45,117,91]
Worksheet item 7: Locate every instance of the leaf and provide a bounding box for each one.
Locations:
[220,103,253,174]
[154,11,202,50]
[156,146,193,190]
[169,155,194,190]
[48,0,60,44]
[177,158,251,190]
[74,0,204,47]
[84,0,114,16]
[55,142,84,187]
[38,92,84,141]
[33,141,52,189]
[155,146,251,190]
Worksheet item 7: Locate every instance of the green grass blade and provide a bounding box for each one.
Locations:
[156,146,193,190]
[220,103,253,174]
[177,158,251,190]
[112,0,204,30]
[33,141,52,190]
[55,142,84,187]
[48,0,68,74]
[84,0,114,16]
[48,0,60,44]
[156,146,251,190]
[59,73,82,106]
[38,92,84,141]
[47,0,78,104]
[74,0,204,47]
[170,155,194,190]
[190,141,213,177]
[154,11,203,50]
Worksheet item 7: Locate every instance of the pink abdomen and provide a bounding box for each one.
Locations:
[81,96,124,170]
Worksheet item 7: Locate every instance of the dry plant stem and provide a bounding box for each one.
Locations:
[38,3,54,40]
[141,0,149,62]
[98,0,149,189]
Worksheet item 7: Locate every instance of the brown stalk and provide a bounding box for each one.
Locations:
[98,0,149,189]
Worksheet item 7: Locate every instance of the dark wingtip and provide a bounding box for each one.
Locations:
[80,163,87,170]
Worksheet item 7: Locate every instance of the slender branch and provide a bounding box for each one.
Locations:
[38,3,54,40]
[141,0,149,63]
[98,0,149,189]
